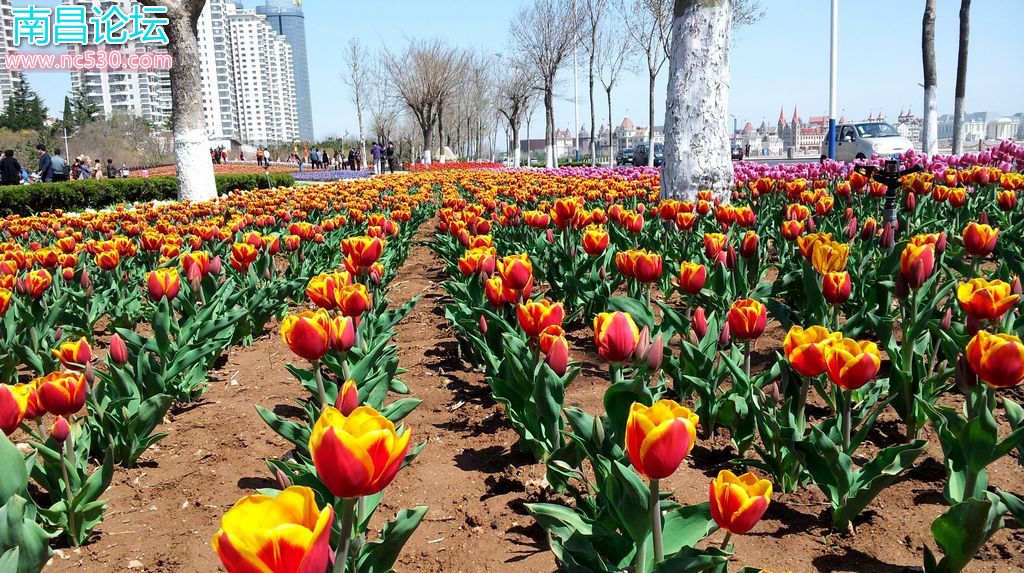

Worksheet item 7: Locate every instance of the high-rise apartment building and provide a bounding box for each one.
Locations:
[197,0,239,140]
[0,3,22,111]
[67,0,172,126]
[225,3,298,145]
[68,0,300,146]
[255,0,313,141]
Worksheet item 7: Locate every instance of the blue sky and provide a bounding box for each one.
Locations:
[16,0,1024,143]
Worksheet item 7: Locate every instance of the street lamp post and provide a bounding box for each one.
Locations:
[573,47,580,162]
[827,0,839,160]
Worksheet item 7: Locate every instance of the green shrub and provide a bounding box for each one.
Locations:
[0,173,295,216]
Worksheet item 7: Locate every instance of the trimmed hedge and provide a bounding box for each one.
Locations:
[0,173,295,216]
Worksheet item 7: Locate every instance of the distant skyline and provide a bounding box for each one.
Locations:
[13,0,1024,144]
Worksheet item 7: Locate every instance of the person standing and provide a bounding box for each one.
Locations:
[93,159,104,179]
[36,145,53,183]
[256,148,265,167]
[105,159,117,179]
[51,149,68,182]
[386,142,395,173]
[0,150,21,186]
[371,142,381,174]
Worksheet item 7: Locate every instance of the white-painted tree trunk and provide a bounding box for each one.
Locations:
[423,149,431,164]
[159,0,216,202]
[952,97,966,155]
[662,0,733,202]
[512,124,522,167]
[923,86,938,156]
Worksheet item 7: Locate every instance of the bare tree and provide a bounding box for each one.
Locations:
[595,23,631,166]
[343,39,369,168]
[383,40,461,164]
[496,60,535,167]
[581,0,608,166]
[952,0,971,155]
[619,0,672,167]
[662,0,732,201]
[436,51,468,163]
[511,0,582,168]
[921,0,938,156]
[138,0,215,201]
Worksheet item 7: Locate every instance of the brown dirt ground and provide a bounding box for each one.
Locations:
[40,220,1024,572]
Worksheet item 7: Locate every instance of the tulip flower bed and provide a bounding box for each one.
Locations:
[1,158,1023,572]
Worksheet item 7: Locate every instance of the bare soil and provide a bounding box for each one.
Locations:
[42,221,1023,572]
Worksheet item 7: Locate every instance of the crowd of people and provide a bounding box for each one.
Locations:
[0,145,127,185]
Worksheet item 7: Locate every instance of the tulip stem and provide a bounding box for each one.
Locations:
[796,378,810,434]
[333,497,357,573]
[61,438,78,547]
[649,479,663,564]
[842,390,852,453]
[743,341,752,382]
[719,532,732,550]
[312,360,328,412]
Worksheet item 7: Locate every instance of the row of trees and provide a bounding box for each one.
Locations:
[145,0,983,202]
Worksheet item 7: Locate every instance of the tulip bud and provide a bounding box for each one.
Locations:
[546,229,555,244]
[80,266,91,289]
[633,326,651,361]
[895,273,910,299]
[904,192,917,211]
[954,353,978,394]
[209,255,223,275]
[692,307,708,339]
[274,468,293,490]
[109,333,129,365]
[1012,275,1022,296]
[726,245,737,270]
[768,380,782,406]
[940,307,952,331]
[599,267,606,280]
[979,210,989,225]
[880,222,895,249]
[335,380,359,415]
[54,327,63,341]
[805,216,816,233]
[740,232,759,259]
[718,322,731,347]
[646,334,664,372]
[935,232,947,255]
[592,415,605,446]
[479,314,488,334]
[845,216,858,241]
[50,416,71,444]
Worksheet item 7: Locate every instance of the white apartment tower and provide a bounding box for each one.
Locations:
[197,0,238,140]
[67,0,172,126]
[224,3,298,145]
[0,3,20,111]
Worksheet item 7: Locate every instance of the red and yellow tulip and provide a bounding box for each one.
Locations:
[965,331,1024,389]
[281,310,332,361]
[957,278,1020,321]
[709,470,772,535]
[625,399,699,480]
[308,405,411,499]
[593,311,640,363]
[212,486,333,573]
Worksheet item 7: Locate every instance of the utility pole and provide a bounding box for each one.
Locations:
[828,0,839,160]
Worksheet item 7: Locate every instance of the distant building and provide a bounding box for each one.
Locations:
[937,111,1022,145]
[197,0,238,140]
[0,3,18,111]
[613,116,664,152]
[777,106,830,152]
[225,3,299,145]
[255,0,314,141]
[894,109,922,145]
[67,0,172,126]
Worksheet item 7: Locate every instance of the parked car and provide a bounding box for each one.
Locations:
[821,122,914,162]
[731,143,744,161]
[616,147,634,166]
[633,143,664,167]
